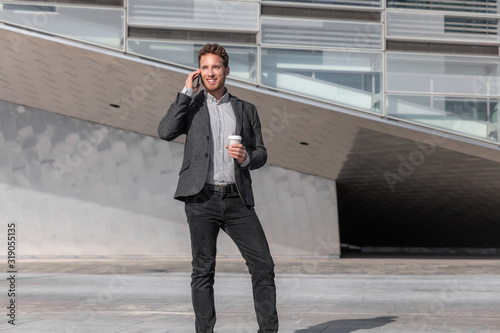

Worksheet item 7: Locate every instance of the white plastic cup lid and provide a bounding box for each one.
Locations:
[228,135,242,141]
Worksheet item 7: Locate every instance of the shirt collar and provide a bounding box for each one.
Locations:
[205,88,229,104]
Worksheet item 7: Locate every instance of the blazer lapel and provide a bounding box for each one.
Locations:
[230,95,243,136]
[194,91,210,133]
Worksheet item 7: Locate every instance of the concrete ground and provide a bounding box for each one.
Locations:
[1,257,499,332]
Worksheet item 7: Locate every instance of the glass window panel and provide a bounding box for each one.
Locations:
[261,0,382,9]
[261,47,383,113]
[387,12,500,44]
[387,53,500,97]
[261,17,383,50]
[127,40,258,84]
[387,94,499,142]
[388,0,500,14]
[444,16,499,35]
[128,0,258,32]
[0,3,124,49]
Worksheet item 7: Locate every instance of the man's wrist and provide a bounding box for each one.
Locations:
[239,153,250,168]
[181,86,194,98]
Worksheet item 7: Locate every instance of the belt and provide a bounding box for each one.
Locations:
[204,183,238,194]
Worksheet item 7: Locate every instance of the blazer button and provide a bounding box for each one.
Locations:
[205,153,208,157]
[206,135,209,140]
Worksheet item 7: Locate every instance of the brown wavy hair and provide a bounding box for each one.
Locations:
[198,43,229,68]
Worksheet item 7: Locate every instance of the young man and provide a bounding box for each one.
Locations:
[158,43,278,332]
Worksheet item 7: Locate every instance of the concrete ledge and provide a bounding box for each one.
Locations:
[12,257,500,275]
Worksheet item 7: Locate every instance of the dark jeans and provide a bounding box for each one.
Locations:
[185,185,278,333]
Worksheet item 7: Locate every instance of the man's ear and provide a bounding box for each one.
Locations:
[225,66,230,76]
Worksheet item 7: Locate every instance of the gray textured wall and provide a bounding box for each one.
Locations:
[0,100,340,258]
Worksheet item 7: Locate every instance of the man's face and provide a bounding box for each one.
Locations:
[199,53,230,96]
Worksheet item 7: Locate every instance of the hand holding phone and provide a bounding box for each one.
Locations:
[185,70,201,91]
[194,75,201,88]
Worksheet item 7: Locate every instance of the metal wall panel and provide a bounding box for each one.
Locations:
[261,17,383,50]
[128,0,259,32]
[387,11,500,44]
[0,101,340,258]
[387,0,500,14]
[261,0,382,9]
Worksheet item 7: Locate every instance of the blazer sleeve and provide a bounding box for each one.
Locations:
[246,104,267,171]
[158,93,192,141]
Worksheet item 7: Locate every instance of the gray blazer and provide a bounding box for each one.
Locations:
[158,91,267,207]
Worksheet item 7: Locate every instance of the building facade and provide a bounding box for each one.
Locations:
[1,0,500,255]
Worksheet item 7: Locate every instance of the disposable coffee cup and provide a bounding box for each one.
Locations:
[228,135,242,147]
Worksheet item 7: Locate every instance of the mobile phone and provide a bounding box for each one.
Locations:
[194,75,201,88]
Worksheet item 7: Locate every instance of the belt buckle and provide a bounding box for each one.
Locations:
[217,184,227,193]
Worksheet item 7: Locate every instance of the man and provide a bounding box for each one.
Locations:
[158,43,278,333]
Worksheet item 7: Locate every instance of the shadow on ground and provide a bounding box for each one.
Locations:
[295,316,398,333]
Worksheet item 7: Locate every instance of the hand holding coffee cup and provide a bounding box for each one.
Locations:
[227,135,246,164]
